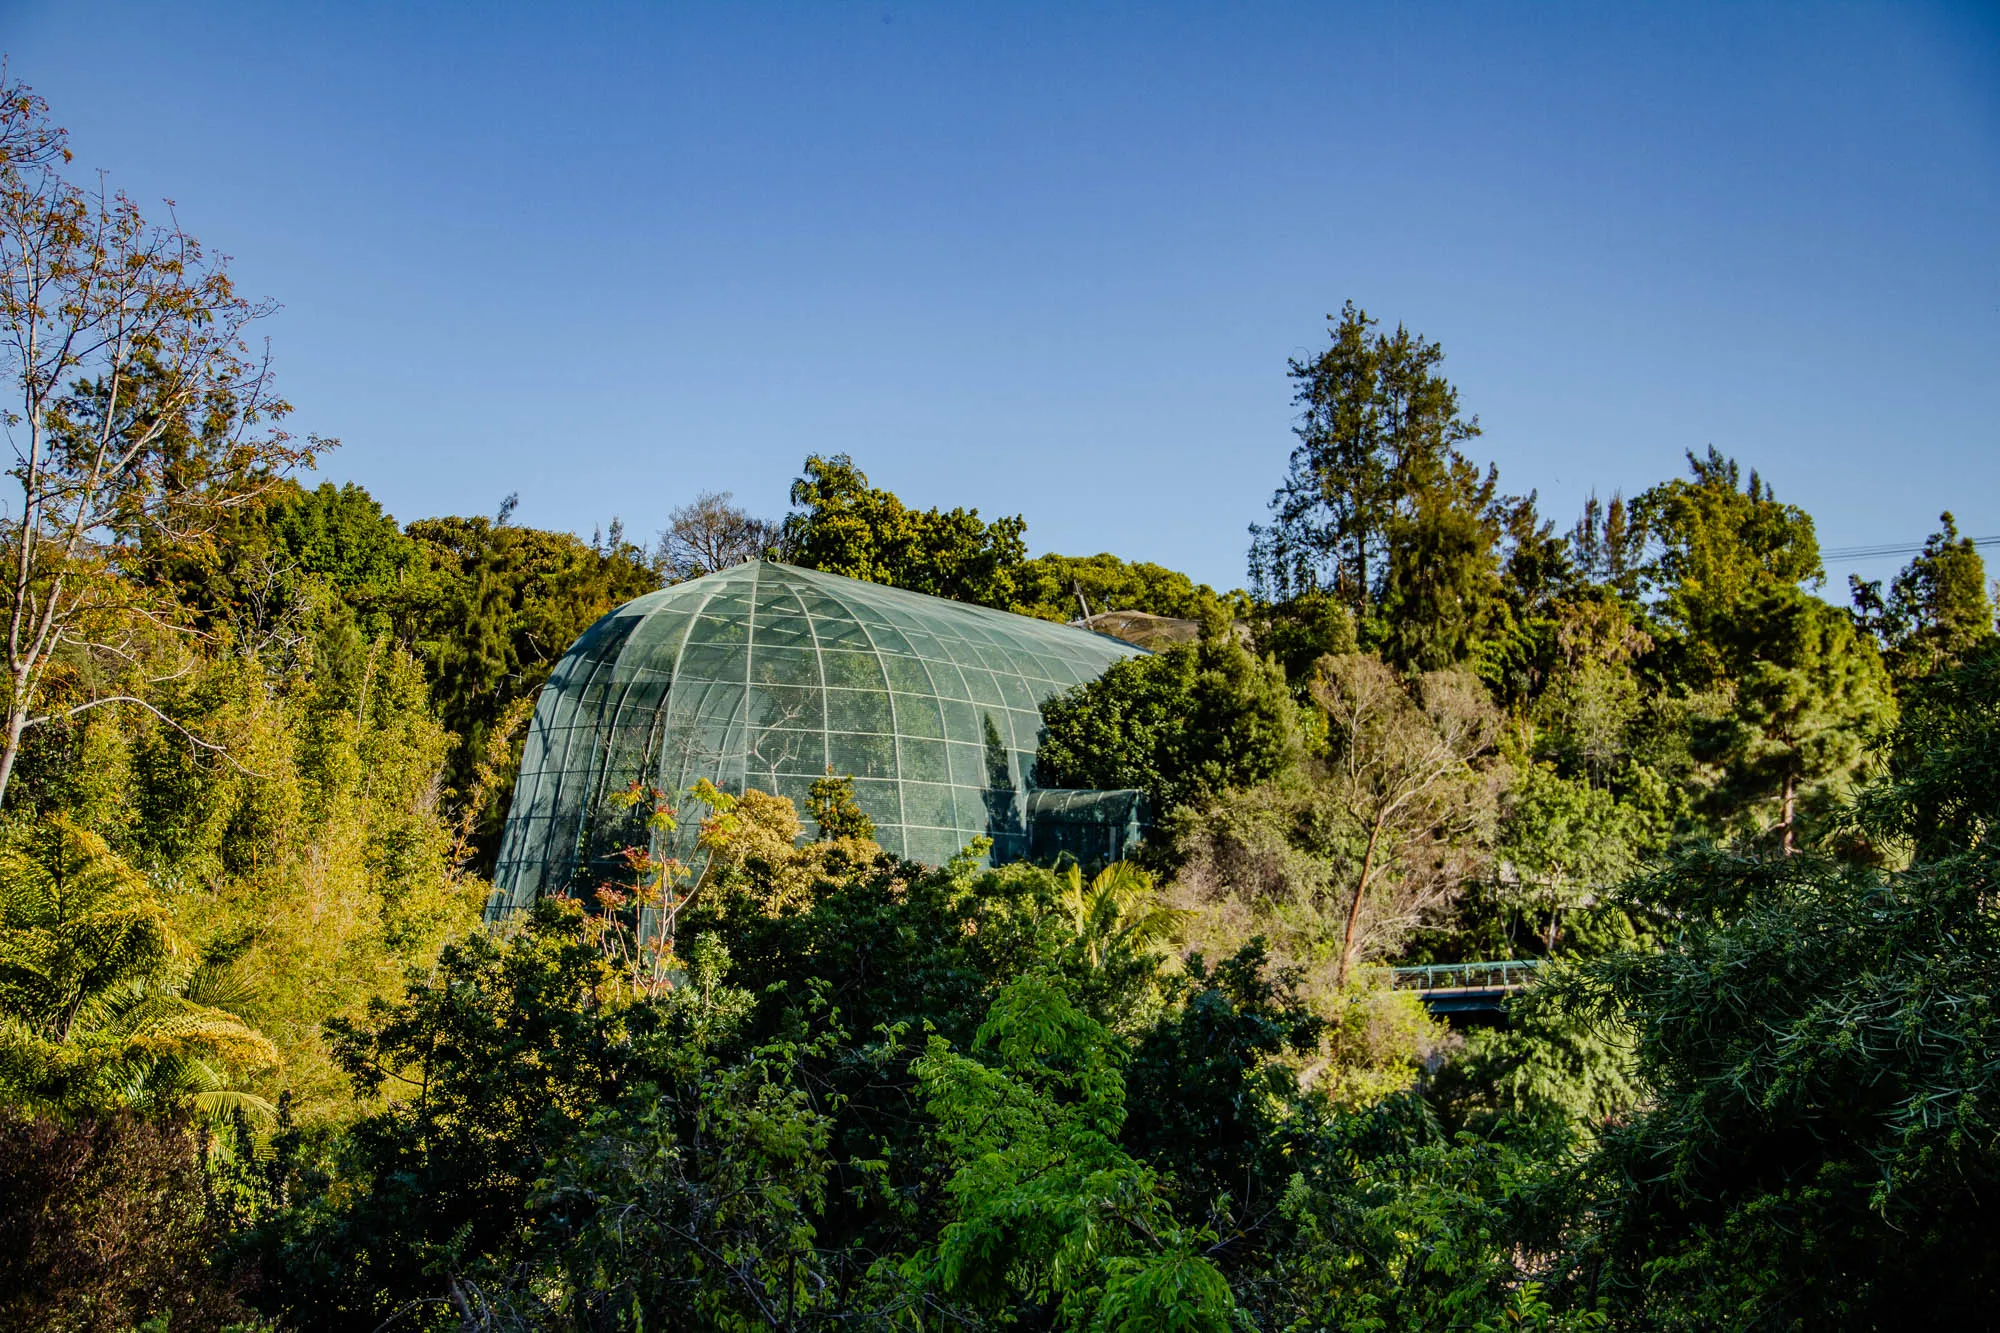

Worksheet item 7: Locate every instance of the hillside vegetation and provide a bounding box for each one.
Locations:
[3,74,1998,1332]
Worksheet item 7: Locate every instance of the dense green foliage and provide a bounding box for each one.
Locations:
[4,76,1997,1327]
[5,431,1992,1333]
[1014,551,1230,624]
[780,453,1033,609]
[1248,301,1513,670]
[1035,620,1299,812]
[1853,511,1997,682]
[5,374,1984,1332]
[1541,641,2000,1326]
[780,453,1235,627]
[159,481,660,859]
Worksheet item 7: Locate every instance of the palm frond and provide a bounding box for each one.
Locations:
[191,1087,279,1121]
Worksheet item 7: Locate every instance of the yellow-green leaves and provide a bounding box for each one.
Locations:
[1057,860,1189,970]
[0,817,275,1117]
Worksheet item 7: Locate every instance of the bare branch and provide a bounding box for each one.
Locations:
[23,695,268,779]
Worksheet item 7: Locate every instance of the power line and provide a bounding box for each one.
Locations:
[1820,536,2000,563]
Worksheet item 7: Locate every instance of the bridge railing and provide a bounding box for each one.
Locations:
[1386,959,1543,993]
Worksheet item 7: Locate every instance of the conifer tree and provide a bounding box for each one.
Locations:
[1880,513,1994,679]
[1709,588,1895,853]
[1249,302,1510,668]
[1629,448,1821,684]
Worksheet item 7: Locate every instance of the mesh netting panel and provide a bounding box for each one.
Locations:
[1024,788,1150,867]
[489,561,1142,913]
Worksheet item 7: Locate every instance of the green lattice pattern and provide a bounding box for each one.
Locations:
[490,560,1141,911]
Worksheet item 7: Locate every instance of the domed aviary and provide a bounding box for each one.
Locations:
[489,560,1146,914]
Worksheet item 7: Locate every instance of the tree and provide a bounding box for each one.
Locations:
[1854,639,2000,860]
[1568,491,1642,598]
[1527,597,1655,787]
[1254,1096,1574,1330]
[0,76,315,808]
[1309,655,1503,984]
[518,978,879,1330]
[1119,942,1321,1258]
[1011,551,1226,623]
[780,453,1028,608]
[1629,447,1821,682]
[1547,644,2000,1325]
[403,504,656,857]
[1247,588,1358,695]
[1377,465,1509,670]
[1428,988,1641,1141]
[805,770,874,843]
[1707,588,1895,854]
[0,817,274,1117]
[0,1107,251,1333]
[1495,764,1641,952]
[251,898,648,1329]
[1054,860,1187,970]
[1248,303,1494,640]
[1497,490,1578,623]
[1874,512,1994,680]
[1035,618,1298,814]
[143,479,426,656]
[654,489,778,583]
[912,972,1238,1331]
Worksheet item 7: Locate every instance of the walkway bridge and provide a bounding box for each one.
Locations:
[1387,960,1543,1018]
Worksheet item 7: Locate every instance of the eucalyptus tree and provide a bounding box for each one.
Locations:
[0,75,315,807]
[1310,654,1504,985]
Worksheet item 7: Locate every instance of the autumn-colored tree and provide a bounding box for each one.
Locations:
[0,1108,251,1333]
[0,76,316,808]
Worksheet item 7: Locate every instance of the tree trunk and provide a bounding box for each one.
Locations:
[1780,770,1797,857]
[0,694,27,812]
[1337,814,1386,988]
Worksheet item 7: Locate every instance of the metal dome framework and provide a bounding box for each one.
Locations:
[490,560,1145,913]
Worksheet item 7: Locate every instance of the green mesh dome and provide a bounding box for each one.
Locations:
[489,560,1144,913]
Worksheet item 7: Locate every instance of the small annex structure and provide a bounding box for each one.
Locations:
[488,560,1149,916]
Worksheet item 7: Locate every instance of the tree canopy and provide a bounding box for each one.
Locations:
[0,72,1993,1328]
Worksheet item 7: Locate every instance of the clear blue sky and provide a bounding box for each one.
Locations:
[5,2,1995,597]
